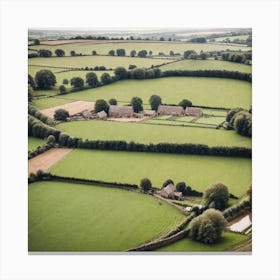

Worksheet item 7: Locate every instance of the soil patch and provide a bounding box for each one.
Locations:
[41,101,95,118]
[28,148,73,175]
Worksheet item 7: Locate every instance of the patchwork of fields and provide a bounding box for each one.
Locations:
[50,149,251,197]
[29,181,185,251]
[57,120,252,147]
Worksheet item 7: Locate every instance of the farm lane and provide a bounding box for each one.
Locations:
[28,148,73,175]
[40,100,95,118]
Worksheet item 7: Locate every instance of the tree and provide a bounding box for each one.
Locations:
[131,97,143,113]
[70,50,76,56]
[28,74,36,89]
[63,79,68,85]
[226,107,244,123]
[38,49,52,57]
[130,50,137,57]
[108,50,115,56]
[178,99,192,109]
[176,182,186,193]
[86,72,99,87]
[35,69,56,89]
[58,85,66,94]
[140,178,152,191]
[70,77,84,88]
[114,67,127,80]
[204,183,229,210]
[162,179,174,189]
[138,50,148,58]
[94,99,109,113]
[233,111,252,137]
[47,135,55,144]
[54,109,69,121]
[188,209,227,244]
[33,39,40,45]
[184,50,197,59]
[149,95,162,111]
[116,49,126,56]
[101,73,112,85]
[128,64,137,70]
[109,98,117,105]
[92,50,97,55]
[131,68,146,79]
[55,49,65,57]
[149,50,153,56]
[28,84,33,102]
[169,50,174,56]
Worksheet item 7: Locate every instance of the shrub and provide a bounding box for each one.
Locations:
[109,98,117,105]
[86,72,99,87]
[55,49,65,57]
[92,50,97,55]
[101,73,112,85]
[129,64,137,70]
[188,209,227,244]
[131,68,146,79]
[47,135,56,144]
[28,74,36,89]
[58,85,67,94]
[176,182,186,193]
[114,67,127,80]
[38,49,52,57]
[226,107,244,123]
[204,183,229,210]
[140,178,152,191]
[130,97,143,113]
[70,77,84,88]
[178,99,192,109]
[54,109,69,121]
[62,79,69,85]
[95,99,109,113]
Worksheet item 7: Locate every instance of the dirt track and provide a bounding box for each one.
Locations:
[28,148,73,175]
[41,101,95,118]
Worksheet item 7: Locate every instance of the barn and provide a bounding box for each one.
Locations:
[185,107,203,117]
[108,105,134,118]
[157,105,184,116]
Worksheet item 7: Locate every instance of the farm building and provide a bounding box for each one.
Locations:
[157,105,184,116]
[97,110,107,120]
[160,184,182,200]
[142,110,156,117]
[185,107,203,117]
[108,105,133,118]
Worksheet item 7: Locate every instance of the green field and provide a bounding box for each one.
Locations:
[32,77,251,109]
[57,120,251,148]
[51,149,251,197]
[28,181,185,251]
[160,59,252,73]
[28,137,46,151]
[194,116,225,126]
[31,41,251,55]
[156,231,250,252]
[215,35,250,42]
[28,55,171,70]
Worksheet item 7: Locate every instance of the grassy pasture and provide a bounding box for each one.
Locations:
[156,231,250,252]
[28,55,171,70]
[28,137,46,151]
[144,119,216,128]
[57,119,251,147]
[195,116,225,126]
[28,181,185,251]
[51,149,251,197]
[160,59,252,73]
[32,77,251,109]
[30,41,251,55]
[32,97,76,109]
[215,35,250,42]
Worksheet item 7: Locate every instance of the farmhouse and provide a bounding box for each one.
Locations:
[142,110,156,117]
[108,105,133,118]
[157,105,184,116]
[97,110,107,120]
[160,184,182,200]
[185,107,203,117]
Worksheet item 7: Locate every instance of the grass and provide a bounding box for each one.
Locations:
[32,77,251,109]
[202,109,228,116]
[57,120,251,148]
[195,116,225,126]
[28,181,185,251]
[51,149,252,197]
[31,41,251,56]
[28,55,171,69]
[160,59,252,73]
[215,35,250,42]
[155,231,250,252]
[28,137,46,151]
[32,97,76,109]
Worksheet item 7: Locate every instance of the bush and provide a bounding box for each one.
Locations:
[62,79,69,85]
[28,85,33,102]
[101,73,112,85]
[92,50,97,55]
[86,72,99,87]
[35,69,56,89]
[95,99,109,113]
[131,68,146,79]
[114,67,127,80]
[38,49,52,57]
[176,182,186,193]
[128,64,137,70]
[54,109,69,121]
[28,74,36,89]
[131,97,143,113]
[140,178,152,191]
[109,98,117,105]
[58,85,67,94]
[178,99,192,109]
[149,95,162,111]
[226,107,244,123]
[70,77,84,88]
[188,209,227,244]
[233,111,252,137]
[47,135,56,144]
[55,49,65,57]
[204,183,229,210]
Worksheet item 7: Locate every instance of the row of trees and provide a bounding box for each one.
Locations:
[222,52,252,64]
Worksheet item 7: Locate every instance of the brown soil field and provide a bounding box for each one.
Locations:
[40,100,95,118]
[28,148,73,175]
